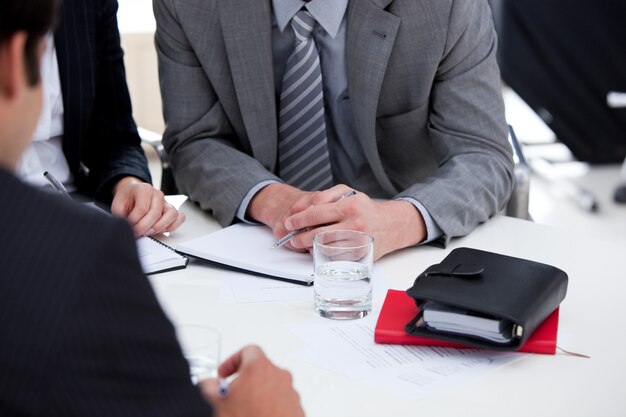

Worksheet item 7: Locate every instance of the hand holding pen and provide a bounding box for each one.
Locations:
[199,345,305,417]
[271,190,357,249]
[248,182,426,260]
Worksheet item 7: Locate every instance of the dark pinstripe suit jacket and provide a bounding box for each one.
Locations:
[0,169,211,416]
[55,0,151,204]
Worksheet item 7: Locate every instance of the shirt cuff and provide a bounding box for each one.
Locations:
[235,180,281,223]
[395,197,443,245]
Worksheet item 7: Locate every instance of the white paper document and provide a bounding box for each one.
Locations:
[177,224,314,285]
[290,315,526,399]
[219,267,391,304]
[219,269,314,303]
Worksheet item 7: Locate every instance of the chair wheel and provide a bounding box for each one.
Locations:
[614,185,626,204]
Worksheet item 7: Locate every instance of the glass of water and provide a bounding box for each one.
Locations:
[313,230,374,319]
[175,325,221,384]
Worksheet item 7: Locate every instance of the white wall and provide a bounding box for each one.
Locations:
[117,0,163,133]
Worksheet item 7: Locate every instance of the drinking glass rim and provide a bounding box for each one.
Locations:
[314,230,374,250]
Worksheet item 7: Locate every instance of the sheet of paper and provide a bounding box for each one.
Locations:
[164,194,188,210]
[219,273,239,303]
[290,314,526,399]
[219,269,313,303]
[219,267,390,304]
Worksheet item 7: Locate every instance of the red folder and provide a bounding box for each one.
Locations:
[374,290,559,354]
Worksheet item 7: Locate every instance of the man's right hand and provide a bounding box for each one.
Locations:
[246,183,311,250]
[199,345,304,417]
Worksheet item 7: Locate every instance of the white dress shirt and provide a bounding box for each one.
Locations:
[16,33,72,189]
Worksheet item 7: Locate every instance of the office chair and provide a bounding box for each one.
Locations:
[609,92,626,204]
[615,157,626,203]
[491,0,626,164]
[138,127,178,195]
[505,125,531,220]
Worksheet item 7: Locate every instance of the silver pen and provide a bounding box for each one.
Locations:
[271,190,357,249]
[43,171,71,198]
[218,378,229,397]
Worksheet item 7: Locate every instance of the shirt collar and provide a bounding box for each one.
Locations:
[272,0,348,39]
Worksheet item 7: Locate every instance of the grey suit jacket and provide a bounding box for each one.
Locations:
[154,0,514,243]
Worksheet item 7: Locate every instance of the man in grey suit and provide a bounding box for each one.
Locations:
[154,0,514,260]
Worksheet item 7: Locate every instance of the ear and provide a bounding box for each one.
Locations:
[0,32,28,100]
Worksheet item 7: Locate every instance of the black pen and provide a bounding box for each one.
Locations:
[271,190,357,249]
[43,171,71,198]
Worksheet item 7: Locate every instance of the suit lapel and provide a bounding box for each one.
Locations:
[220,0,278,170]
[346,0,400,194]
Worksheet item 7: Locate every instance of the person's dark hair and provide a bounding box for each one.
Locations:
[0,0,59,86]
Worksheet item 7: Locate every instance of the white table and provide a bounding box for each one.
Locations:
[151,202,626,417]
[529,164,626,247]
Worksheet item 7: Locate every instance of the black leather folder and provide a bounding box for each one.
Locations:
[405,247,568,351]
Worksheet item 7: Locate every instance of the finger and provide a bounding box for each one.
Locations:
[287,202,344,232]
[287,188,361,229]
[165,210,186,232]
[310,184,355,205]
[288,197,365,250]
[285,191,320,218]
[124,190,152,226]
[288,186,351,214]
[110,192,131,218]
[218,345,264,378]
[289,223,340,251]
[197,378,220,402]
[283,240,311,253]
[146,203,180,235]
[132,191,165,236]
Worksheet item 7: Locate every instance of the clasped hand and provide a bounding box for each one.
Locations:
[248,183,426,260]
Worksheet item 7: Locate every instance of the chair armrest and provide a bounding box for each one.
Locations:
[505,125,531,220]
[138,127,178,195]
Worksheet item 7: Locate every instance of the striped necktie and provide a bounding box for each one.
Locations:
[278,9,333,191]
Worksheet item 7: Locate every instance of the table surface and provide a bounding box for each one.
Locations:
[529,164,626,247]
[151,202,626,417]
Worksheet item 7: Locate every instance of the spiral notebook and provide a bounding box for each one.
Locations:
[78,201,187,275]
[137,236,188,275]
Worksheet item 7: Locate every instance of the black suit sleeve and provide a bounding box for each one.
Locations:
[85,0,152,203]
[47,220,211,417]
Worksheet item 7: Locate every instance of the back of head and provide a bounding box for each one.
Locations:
[0,0,59,85]
[0,0,59,170]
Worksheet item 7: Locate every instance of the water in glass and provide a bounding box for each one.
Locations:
[314,260,372,319]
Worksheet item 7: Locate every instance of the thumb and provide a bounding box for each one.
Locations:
[197,377,221,403]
